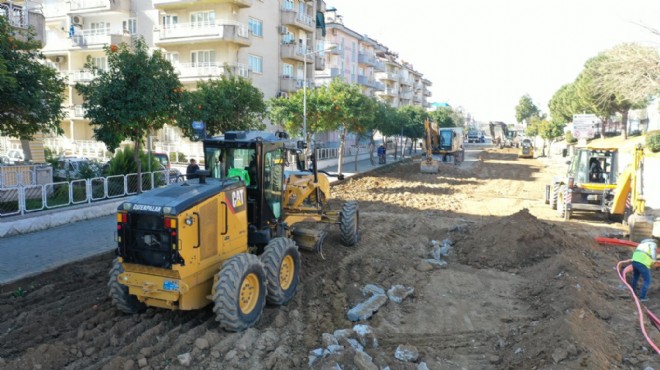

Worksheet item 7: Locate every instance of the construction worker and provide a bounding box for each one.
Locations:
[631,238,659,302]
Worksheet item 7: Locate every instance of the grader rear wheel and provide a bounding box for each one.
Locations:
[213,254,266,332]
[108,259,146,314]
[340,201,360,246]
[260,237,300,305]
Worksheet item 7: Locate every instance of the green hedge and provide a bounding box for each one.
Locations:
[647,130,660,153]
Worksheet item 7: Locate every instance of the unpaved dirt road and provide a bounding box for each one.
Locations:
[1,145,658,370]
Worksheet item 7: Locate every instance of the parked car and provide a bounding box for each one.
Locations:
[153,152,182,183]
[0,155,13,165]
[53,157,101,181]
[7,149,24,163]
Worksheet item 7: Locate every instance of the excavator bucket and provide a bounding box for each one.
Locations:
[420,159,439,174]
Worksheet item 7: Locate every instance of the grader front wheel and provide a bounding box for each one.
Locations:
[213,254,266,332]
[340,201,360,246]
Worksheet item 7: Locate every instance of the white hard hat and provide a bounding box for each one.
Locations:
[640,239,658,250]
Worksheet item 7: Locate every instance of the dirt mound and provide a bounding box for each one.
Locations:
[456,208,569,272]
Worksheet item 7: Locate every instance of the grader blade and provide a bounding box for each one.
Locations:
[291,227,327,253]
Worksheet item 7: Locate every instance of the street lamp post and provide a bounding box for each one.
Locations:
[303,45,336,152]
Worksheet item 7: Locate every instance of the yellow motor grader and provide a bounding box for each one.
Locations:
[109,131,359,331]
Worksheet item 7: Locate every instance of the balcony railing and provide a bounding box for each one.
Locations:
[175,62,249,79]
[43,3,68,17]
[70,0,125,12]
[154,0,253,7]
[0,2,28,28]
[72,105,87,118]
[69,69,101,83]
[71,29,129,48]
[158,21,250,44]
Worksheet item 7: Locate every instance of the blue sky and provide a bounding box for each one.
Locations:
[327,0,660,124]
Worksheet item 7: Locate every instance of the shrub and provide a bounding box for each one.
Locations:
[647,130,660,153]
[105,146,161,176]
[170,152,186,163]
[565,131,578,144]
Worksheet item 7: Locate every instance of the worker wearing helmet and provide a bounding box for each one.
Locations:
[631,239,659,302]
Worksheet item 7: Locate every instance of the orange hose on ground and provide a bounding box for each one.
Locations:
[595,237,639,248]
[616,259,660,354]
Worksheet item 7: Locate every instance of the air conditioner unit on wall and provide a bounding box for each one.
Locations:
[72,16,84,26]
[277,91,289,98]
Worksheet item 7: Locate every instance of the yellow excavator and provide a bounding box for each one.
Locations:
[420,119,439,173]
[109,131,359,331]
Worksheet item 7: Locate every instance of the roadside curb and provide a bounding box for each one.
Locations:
[0,199,124,238]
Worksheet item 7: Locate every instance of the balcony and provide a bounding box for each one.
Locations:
[400,92,413,100]
[43,3,68,18]
[279,76,304,93]
[69,0,129,15]
[174,62,249,81]
[69,69,103,84]
[71,105,87,119]
[70,30,131,50]
[156,21,251,47]
[280,43,311,63]
[424,89,432,97]
[153,0,253,8]
[281,9,315,33]
[357,75,383,90]
[380,71,398,81]
[357,53,377,67]
[314,55,326,70]
[1,1,45,42]
[373,60,385,72]
[399,77,413,86]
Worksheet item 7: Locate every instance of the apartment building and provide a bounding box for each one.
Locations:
[33,0,327,153]
[320,11,432,110]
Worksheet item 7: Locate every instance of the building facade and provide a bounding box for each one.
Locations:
[3,1,432,156]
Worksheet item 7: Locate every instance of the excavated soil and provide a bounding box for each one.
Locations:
[1,146,659,369]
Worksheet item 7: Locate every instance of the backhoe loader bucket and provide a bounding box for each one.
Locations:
[420,159,439,174]
[628,214,654,243]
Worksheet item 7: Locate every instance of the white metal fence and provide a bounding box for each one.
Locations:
[0,169,172,217]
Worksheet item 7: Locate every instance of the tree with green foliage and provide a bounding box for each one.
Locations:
[317,79,374,174]
[578,43,659,139]
[549,83,589,126]
[526,116,563,157]
[515,94,541,125]
[0,17,66,142]
[178,72,266,138]
[75,38,182,192]
[397,105,428,159]
[429,106,456,128]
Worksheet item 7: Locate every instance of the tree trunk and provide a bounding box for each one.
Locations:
[393,137,398,160]
[353,135,360,172]
[599,117,607,140]
[337,127,346,175]
[621,110,629,139]
[368,135,375,166]
[134,140,142,194]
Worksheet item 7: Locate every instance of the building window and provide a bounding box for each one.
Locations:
[190,11,215,27]
[248,17,262,37]
[283,0,294,11]
[89,22,110,35]
[191,50,215,66]
[122,18,137,35]
[165,52,179,65]
[162,15,178,29]
[92,57,107,70]
[248,55,263,74]
[282,63,293,78]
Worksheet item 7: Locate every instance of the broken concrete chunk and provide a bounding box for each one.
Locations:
[361,284,386,296]
[387,285,414,304]
[394,344,419,362]
[424,259,448,268]
[322,332,338,348]
[177,353,191,367]
[353,324,378,349]
[307,348,324,367]
[346,338,364,352]
[347,294,388,321]
[353,350,378,370]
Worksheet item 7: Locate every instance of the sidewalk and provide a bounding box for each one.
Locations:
[0,153,405,286]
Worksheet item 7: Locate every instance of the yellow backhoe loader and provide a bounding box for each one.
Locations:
[109,131,359,331]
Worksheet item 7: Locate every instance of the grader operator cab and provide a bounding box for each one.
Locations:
[109,131,359,332]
